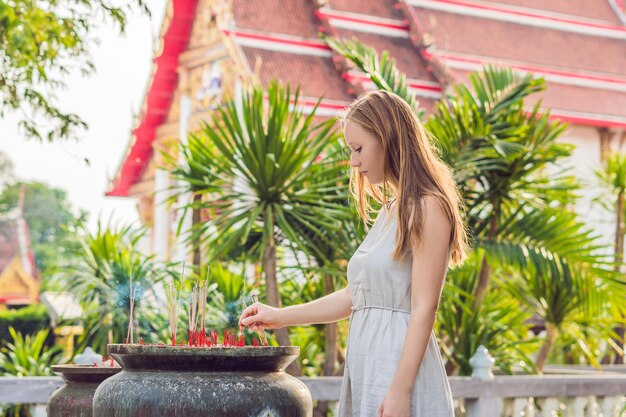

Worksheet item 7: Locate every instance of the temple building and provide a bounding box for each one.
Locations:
[0,207,38,309]
[106,0,626,260]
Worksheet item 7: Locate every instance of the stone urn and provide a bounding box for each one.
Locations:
[47,364,121,417]
[93,344,312,417]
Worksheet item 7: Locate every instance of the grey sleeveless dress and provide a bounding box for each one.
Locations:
[338,203,454,417]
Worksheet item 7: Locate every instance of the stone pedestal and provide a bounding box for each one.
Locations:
[93,344,312,417]
[47,365,120,417]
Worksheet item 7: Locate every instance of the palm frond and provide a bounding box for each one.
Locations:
[324,36,421,116]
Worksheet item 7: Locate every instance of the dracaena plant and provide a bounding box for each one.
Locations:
[166,81,353,374]
[58,221,168,354]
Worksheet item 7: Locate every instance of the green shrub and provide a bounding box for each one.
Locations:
[0,304,51,348]
[0,327,61,376]
[0,327,62,417]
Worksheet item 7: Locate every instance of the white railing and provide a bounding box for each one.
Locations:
[1,347,625,417]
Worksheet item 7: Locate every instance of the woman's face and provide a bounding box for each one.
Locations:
[344,120,385,184]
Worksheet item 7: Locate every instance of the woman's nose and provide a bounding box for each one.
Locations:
[350,155,360,168]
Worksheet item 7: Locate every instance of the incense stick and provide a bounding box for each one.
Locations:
[250,292,268,346]
[199,264,209,341]
[238,289,247,342]
[126,272,135,344]
[188,284,199,344]
[166,263,183,346]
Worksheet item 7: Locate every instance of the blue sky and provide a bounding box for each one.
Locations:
[0,1,167,230]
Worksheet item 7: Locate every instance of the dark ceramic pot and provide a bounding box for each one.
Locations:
[47,364,121,417]
[93,344,312,417]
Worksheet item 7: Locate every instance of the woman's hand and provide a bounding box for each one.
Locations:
[377,388,411,417]
[238,302,284,330]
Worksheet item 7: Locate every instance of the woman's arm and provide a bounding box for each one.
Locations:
[238,287,353,330]
[378,196,452,417]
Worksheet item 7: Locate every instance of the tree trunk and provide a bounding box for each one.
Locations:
[614,191,625,364]
[336,343,345,373]
[444,358,456,376]
[535,322,559,372]
[316,274,338,416]
[472,211,499,309]
[191,194,202,266]
[614,326,624,365]
[472,255,492,309]
[615,191,624,266]
[322,274,338,376]
[457,207,499,374]
[312,409,326,417]
[262,241,302,376]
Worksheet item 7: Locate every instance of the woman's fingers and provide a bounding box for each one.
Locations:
[239,302,268,328]
[238,303,258,326]
[238,302,281,330]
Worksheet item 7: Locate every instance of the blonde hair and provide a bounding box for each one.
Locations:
[339,90,468,267]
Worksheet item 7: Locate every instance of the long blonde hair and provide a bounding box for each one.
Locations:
[340,90,468,267]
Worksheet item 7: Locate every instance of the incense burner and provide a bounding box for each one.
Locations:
[93,344,312,416]
[47,364,120,417]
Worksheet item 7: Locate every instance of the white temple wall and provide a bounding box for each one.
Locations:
[559,126,616,253]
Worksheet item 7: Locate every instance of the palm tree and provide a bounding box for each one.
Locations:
[495,206,624,370]
[437,253,539,375]
[328,37,577,301]
[60,221,167,354]
[595,152,626,364]
[327,37,621,373]
[162,134,216,266]
[168,81,353,371]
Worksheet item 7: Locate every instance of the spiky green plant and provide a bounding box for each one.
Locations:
[166,81,352,362]
[59,221,168,354]
[0,327,62,417]
[0,327,61,376]
[594,152,626,363]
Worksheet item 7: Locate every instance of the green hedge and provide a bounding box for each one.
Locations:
[0,304,51,348]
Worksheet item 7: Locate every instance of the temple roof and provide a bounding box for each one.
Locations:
[107,0,626,197]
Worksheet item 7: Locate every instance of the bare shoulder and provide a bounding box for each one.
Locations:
[420,195,448,219]
[418,195,451,235]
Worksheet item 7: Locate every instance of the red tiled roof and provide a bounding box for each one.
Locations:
[333,28,439,81]
[329,0,405,20]
[452,68,626,123]
[240,47,353,102]
[482,0,624,25]
[410,8,626,76]
[530,84,626,124]
[232,0,320,37]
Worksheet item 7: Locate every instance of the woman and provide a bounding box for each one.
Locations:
[239,90,468,417]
